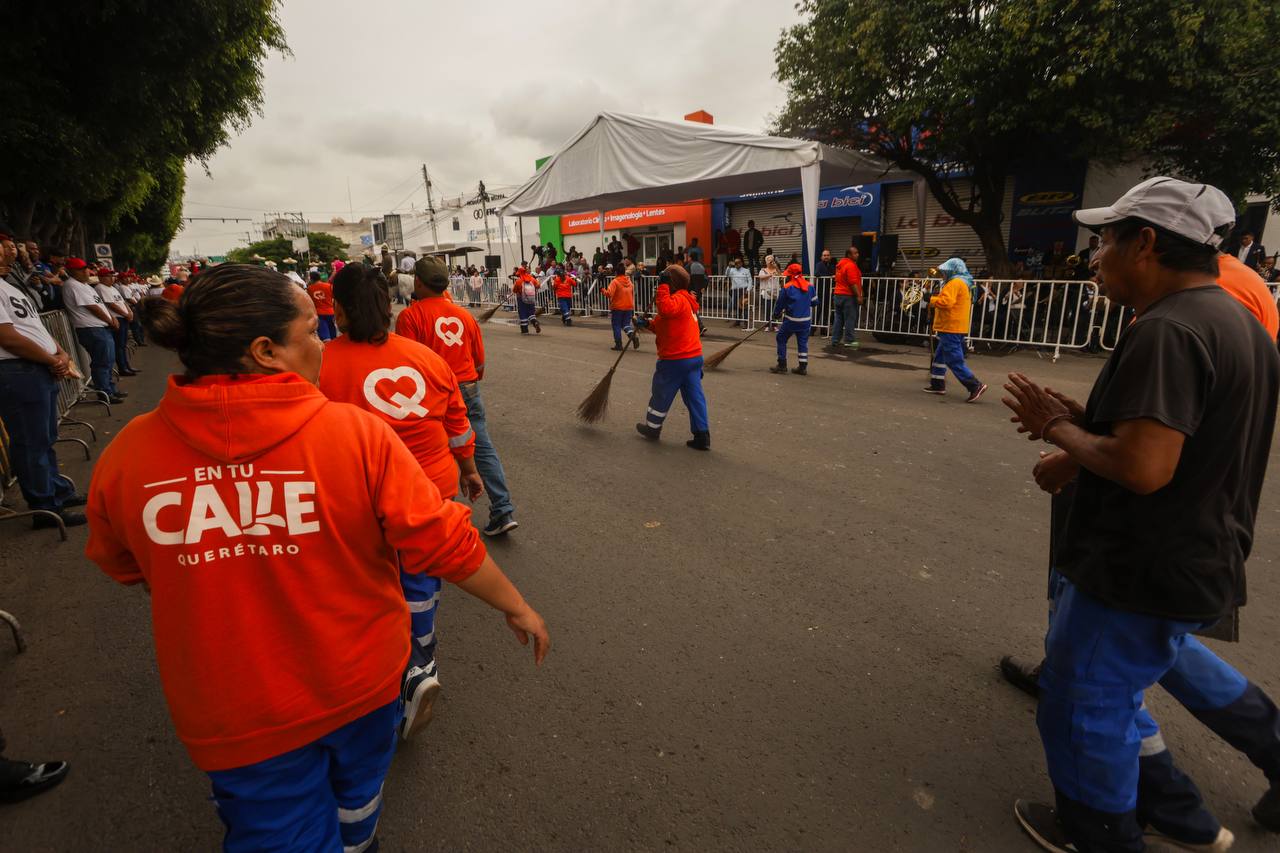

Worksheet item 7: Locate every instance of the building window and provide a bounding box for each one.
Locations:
[452,218,460,231]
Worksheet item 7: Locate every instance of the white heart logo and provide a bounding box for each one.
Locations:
[435,316,465,347]
[363,367,429,420]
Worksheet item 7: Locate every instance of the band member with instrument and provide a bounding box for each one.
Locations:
[922,258,987,402]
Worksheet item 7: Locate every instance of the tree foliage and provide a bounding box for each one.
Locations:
[0,1,287,259]
[226,233,350,266]
[774,0,1280,272]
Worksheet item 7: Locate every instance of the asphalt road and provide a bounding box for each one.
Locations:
[3,313,1280,851]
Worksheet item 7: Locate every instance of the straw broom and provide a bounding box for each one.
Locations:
[703,324,768,370]
[575,345,631,423]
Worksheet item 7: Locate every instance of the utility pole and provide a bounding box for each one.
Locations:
[422,164,439,252]
[478,180,492,258]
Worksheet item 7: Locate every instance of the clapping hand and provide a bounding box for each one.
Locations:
[1002,373,1073,440]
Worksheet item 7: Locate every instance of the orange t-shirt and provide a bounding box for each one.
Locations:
[319,333,474,498]
[161,284,184,302]
[652,285,703,360]
[393,296,486,382]
[84,373,485,771]
[553,275,576,299]
[834,258,863,298]
[307,281,335,316]
[1217,254,1279,339]
[604,275,635,310]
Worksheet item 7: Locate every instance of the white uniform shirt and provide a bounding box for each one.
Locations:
[61,279,111,328]
[96,283,128,317]
[0,277,57,360]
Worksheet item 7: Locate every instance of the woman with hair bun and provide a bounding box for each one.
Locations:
[319,263,485,743]
[84,264,548,852]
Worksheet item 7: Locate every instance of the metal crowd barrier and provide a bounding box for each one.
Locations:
[463,274,1121,360]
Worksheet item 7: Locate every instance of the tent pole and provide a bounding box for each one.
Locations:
[800,162,820,275]
[518,217,525,266]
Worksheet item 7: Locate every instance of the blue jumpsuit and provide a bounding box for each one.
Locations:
[773,278,815,366]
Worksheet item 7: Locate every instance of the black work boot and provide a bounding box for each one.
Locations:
[791,363,807,375]
[686,432,711,451]
[769,360,788,374]
[635,423,661,441]
[1000,655,1042,700]
[1255,784,1280,832]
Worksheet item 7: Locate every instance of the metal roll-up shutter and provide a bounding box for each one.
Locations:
[728,195,804,265]
[883,177,1014,273]
[819,216,861,259]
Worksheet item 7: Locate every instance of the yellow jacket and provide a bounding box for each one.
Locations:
[930,277,972,334]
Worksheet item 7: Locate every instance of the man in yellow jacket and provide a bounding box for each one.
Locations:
[924,257,988,402]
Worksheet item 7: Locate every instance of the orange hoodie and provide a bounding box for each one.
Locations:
[1217,253,1279,338]
[319,333,474,498]
[652,284,702,360]
[603,274,635,310]
[85,372,486,772]
[394,296,486,382]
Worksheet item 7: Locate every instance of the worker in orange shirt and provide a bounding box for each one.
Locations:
[396,258,518,536]
[830,247,864,349]
[1216,252,1279,339]
[552,265,577,326]
[603,264,639,350]
[85,263,547,851]
[320,263,484,741]
[512,266,543,335]
[923,257,987,402]
[634,265,709,450]
[306,271,337,341]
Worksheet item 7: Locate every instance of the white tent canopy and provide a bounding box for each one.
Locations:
[496,111,920,272]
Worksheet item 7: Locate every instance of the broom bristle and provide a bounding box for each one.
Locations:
[575,346,630,423]
[575,368,616,423]
[477,303,502,323]
[703,340,744,370]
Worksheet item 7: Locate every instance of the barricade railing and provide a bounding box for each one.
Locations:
[39,310,100,451]
[468,274,1121,359]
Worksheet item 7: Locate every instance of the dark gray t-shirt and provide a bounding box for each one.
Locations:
[1058,285,1280,621]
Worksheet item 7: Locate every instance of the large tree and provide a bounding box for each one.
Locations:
[226,233,350,266]
[0,1,286,257]
[774,0,1280,274]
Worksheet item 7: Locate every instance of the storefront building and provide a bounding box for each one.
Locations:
[557,201,712,269]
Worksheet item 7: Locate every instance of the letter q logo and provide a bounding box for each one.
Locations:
[435,316,465,347]
[363,367,429,420]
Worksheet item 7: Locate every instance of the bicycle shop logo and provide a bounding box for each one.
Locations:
[818,185,875,211]
[1015,190,1078,218]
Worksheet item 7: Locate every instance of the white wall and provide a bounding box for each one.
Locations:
[1075,161,1148,251]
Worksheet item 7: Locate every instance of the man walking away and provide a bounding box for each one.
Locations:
[1003,177,1280,852]
[830,247,863,349]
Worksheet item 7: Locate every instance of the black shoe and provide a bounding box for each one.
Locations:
[119,369,139,377]
[1013,800,1075,852]
[769,361,788,374]
[482,514,519,537]
[628,330,640,349]
[32,510,86,530]
[1000,655,1042,699]
[635,423,661,441]
[111,389,128,398]
[966,383,988,403]
[791,363,807,375]
[108,394,126,404]
[520,327,529,334]
[0,758,69,803]
[686,431,710,451]
[611,343,623,351]
[1255,784,1280,832]
[60,494,88,508]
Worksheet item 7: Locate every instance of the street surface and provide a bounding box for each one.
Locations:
[3,313,1280,851]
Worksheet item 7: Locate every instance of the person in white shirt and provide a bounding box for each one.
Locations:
[0,271,86,528]
[468,268,484,306]
[146,275,165,299]
[60,258,123,401]
[756,255,782,331]
[95,268,137,376]
[726,256,754,327]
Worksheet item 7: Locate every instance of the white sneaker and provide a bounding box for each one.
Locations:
[400,668,441,742]
[1143,827,1235,852]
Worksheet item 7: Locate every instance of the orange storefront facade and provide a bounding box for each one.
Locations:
[559,201,712,269]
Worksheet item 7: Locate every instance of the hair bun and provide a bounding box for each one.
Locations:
[140,296,187,350]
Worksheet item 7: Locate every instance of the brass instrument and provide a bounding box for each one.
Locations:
[1065,254,1081,268]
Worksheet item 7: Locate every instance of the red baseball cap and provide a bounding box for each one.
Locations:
[65,257,88,270]
[97,266,116,276]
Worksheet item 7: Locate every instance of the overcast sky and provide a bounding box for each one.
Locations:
[174,0,798,256]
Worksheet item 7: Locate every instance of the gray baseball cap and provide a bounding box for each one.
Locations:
[1073,176,1236,247]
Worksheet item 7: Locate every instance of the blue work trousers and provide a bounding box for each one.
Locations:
[75,326,116,395]
[644,356,708,435]
[208,700,398,853]
[400,566,441,676]
[775,318,811,364]
[610,309,634,345]
[0,360,75,512]
[929,331,980,392]
[460,382,514,523]
[557,296,573,324]
[1039,579,1220,851]
[517,299,537,330]
[114,318,133,371]
[317,315,338,342]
